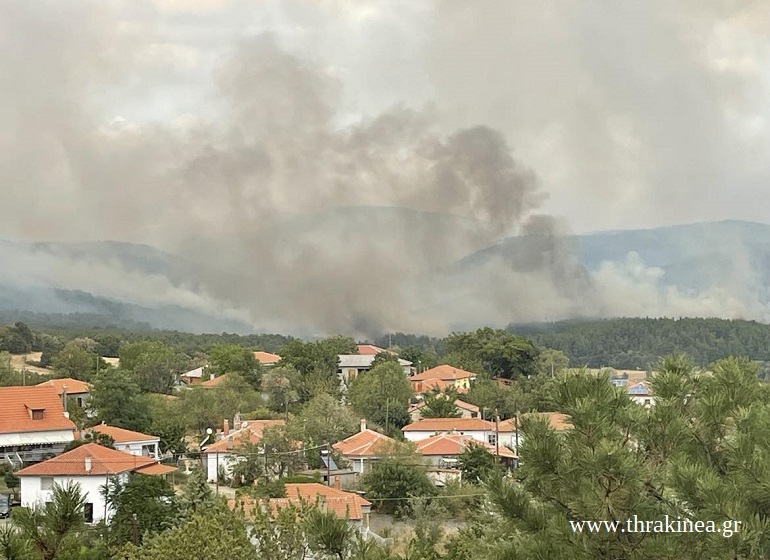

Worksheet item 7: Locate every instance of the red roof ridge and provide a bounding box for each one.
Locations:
[16,443,156,476]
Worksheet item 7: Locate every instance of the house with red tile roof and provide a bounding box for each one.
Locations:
[409,365,477,394]
[253,351,281,366]
[415,433,517,463]
[408,398,480,422]
[202,419,286,482]
[402,417,519,450]
[0,386,77,466]
[356,344,389,355]
[16,443,175,523]
[199,373,233,388]
[337,354,412,386]
[332,420,397,474]
[231,481,372,528]
[86,423,161,459]
[36,378,90,409]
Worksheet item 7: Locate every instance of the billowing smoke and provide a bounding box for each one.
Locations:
[1,1,768,336]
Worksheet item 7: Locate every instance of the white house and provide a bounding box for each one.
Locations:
[16,443,175,523]
[0,386,76,467]
[337,355,412,386]
[332,419,396,474]
[179,366,205,385]
[627,382,655,407]
[202,419,285,482]
[87,424,161,459]
[408,399,480,421]
[402,418,505,447]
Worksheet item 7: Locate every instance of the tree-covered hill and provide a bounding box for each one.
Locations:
[509,317,770,368]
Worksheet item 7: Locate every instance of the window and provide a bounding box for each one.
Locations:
[31,409,44,420]
[41,477,54,490]
[84,503,94,523]
[488,434,497,446]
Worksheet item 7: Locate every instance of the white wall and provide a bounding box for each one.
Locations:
[20,473,129,523]
[205,452,239,482]
[0,429,75,447]
[113,440,160,459]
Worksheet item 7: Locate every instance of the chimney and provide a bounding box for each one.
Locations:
[62,385,68,413]
[360,419,366,433]
[226,437,234,450]
[234,412,242,429]
[333,476,341,490]
[223,419,230,436]
[84,456,92,473]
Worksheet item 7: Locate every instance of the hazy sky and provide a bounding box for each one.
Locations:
[3,0,769,239]
[2,0,770,335]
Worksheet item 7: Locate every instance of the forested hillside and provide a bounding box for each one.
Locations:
[509,317,770,368]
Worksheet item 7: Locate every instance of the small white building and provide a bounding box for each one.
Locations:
[202,419,285,482]
[402,418,505,447]
[87,424,161,459]
[16,443,175,523]
[337,355,412,386]
[627,382,655,407]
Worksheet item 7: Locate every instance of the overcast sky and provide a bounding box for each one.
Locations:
[3,0,769,240]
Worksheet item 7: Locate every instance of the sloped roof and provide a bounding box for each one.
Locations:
[338,355,412,368]
[200,374,232,388]
[231,483,371,520]
[89,424,159,444]
[134,463,177,476]
[254,351,281,364]
[0,386,77,435]
[356,344,387,355]
[180,366,204,379]
[36,378,90,396]
[333,429,396,457]
[410,365,477,382]
[409,399,479,414]
[403,418,496,432]
[415,433,517,459]
[16,443,155,476]
[202,420,285,454]
[499,412,572,432]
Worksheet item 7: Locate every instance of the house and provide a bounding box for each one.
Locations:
[202,419,286,482]
[356,344,389,355]
[409,365,477,393]
[253,351,280,367]
[332,420,396,474]
[36,378,90,409]
[86,423,161,459]
[627,382,655,407]
[402,418,504,447]
[16,443,175,523]
[415,433,517,466]
[408,399,480,421]
[497,412,572,453]
[0,386,77,467]
[200,373,233,388]
[232,481,372,529]
[337,355,412,386]
[180,366,205,385]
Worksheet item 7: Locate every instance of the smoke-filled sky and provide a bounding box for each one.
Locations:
[2,0,770,336]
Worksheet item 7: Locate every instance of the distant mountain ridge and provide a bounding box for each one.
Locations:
[1,215,769,334]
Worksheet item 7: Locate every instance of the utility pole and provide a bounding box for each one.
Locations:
[495,411,500,457]
[131,513,139,546]
[326,443,331,486]
[215,451,219,495]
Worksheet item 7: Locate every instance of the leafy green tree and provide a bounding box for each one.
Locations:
[278,336,355,400]
[419,389,461,419]
[12,482,88,560]
[207,344,262,391]
[0,524,31,560]
[114,504,258,560]
[0,322,34,354]
[370,352,398,368]
[294,394,358,448]
[458,443,500,484]
[445,328,539,379]
[119,341,189,394]
[3,471,19,499]
[89,370,151,432]
[262,425,304,480]
[103,474,178,546]
[63,432,115,452]
[535,347,570,377]
[348,362,413,433]
[180,467,215,515]
[51,341,104,382]
[399,346,438,373]
[241,498,311,560]
[362,458,434,516]
[261,365,302,416]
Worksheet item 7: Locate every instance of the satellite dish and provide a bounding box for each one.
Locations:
[206,428,213,435]
[241,422,248,428]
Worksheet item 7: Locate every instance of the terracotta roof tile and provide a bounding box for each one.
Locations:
[0,386,77,435]
[253,351,281,364]
[356,345,388,355]
[16,443,155,476]
[202,420,285,454]
[230,483,371,521]
[333,429,396,456]
[200,374,232,388]
[410,365,477,382]
[499,412,572,432]
[88,424,159,443]
[402,418,496,432]
[36,378,90,396]
[134,463,177,476]
[415,433,517,459]
[409,399,479,414]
